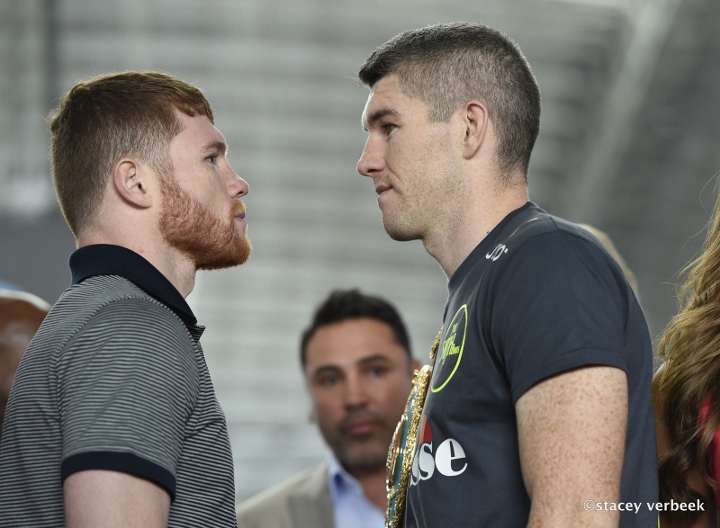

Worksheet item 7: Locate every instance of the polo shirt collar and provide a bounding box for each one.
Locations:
[69,244,197,326]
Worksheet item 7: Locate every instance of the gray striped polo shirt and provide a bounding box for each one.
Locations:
[0,244,237,527]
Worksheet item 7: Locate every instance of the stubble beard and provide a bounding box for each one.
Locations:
[159,175,252,270]
[380,193,423,243]
[319,413,393,473]
[383,216,421,242]
[382,160,465,246]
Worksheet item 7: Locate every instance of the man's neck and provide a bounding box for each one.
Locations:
[77,232,196,298]
[424,183,529,279]
[347,465,388,512]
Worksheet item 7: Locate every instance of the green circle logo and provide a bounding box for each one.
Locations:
[431,305,467,393]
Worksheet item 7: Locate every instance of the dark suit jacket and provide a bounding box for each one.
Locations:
[236,462,334,528]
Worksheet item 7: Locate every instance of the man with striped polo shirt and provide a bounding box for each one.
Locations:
[0,72,250,527]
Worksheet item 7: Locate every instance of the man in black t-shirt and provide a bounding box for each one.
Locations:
[356,23,658,527]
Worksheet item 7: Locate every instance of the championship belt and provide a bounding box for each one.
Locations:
[385,329,442,528]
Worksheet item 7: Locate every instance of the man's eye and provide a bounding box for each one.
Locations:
[206,155,218,164]
[369,367,386,377]
[320,376,338,386]
[382,123,397,133]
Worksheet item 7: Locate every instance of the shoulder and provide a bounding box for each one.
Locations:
[236,464,330,526]
[52,278,197,380]
[500,208,605,256]
[486,210,634,317]
[493,210,622,283]
[479,206,609,278]
[63,277,192,346]
[79,276,182,319]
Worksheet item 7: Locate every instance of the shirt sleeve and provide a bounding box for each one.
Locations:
[55,297,199,500]
[486,229,633,404]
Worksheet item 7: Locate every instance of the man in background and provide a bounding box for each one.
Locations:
[0,71,250,527]
[356,22,657,527]
[0,289,50,440]
[236,289,419,528]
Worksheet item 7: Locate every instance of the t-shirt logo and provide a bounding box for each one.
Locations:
[431,305,467,393]
[409,418,468,486]
[486,243,508,261]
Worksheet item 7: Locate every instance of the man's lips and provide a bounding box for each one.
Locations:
[375,184,392,196]
[233,202,246,220]
[342,419,380,436]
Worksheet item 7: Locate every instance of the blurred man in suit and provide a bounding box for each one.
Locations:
[236,289,419,528]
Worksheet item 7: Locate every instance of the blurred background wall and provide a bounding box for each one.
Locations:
[0,0,718,501]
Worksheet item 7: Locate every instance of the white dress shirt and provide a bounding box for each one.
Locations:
[327,453,385,528]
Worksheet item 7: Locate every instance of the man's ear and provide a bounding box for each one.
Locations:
[112,158,154,208]
[461,100,488,160]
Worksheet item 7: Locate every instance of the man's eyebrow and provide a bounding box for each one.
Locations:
[310,365,341,378]
[357,354,392,366]
[203,140,227,154]
[362,108,400,131]
[309,355,391,377]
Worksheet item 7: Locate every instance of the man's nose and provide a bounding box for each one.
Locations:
[344,374,368,409]
[357,136,385,178]
[227,167,249,198]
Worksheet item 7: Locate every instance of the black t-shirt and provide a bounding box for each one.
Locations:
[405,203,658,527]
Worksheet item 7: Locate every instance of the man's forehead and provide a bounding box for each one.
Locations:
[305,317,406,362]
[174,108,215,127]
[361,88,406,131]
[361,76,429,130]
[363,75,402,108]
[307,352,393,374]
[172,111,226,145]
[362,106,402,131]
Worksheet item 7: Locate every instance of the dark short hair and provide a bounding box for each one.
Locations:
[358,22,541,181]
[300,289,412,367]
[47,71,213,236]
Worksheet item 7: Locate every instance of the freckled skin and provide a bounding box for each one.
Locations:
[517,366,627,527]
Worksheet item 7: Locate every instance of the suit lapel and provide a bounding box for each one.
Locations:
[288,463,335,528]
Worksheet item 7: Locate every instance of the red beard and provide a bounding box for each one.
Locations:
[159,176,251,270]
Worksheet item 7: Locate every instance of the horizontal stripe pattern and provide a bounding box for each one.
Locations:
[0,275,237,527]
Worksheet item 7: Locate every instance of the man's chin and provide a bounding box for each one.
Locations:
[337,444,388,473]
[381,213,421,241]
[384,224,420,242]
[196,239,252,270]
